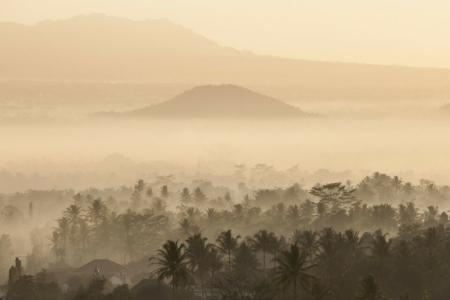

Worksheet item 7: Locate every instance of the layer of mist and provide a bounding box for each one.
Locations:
[2,12,450,300]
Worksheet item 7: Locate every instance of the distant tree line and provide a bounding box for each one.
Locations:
[3,172,450,299]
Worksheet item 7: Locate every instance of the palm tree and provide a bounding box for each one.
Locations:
[186,233,211,270]
[317,228,341,280]
[250,230,277,272]
[421,226,442,293]
[206,208,217,225]
[152,240,189,296]
[294,230,319,258]
[274,243,316,300]
[179,218,200,238]
[181,187,191,204]
[204,247,223,283]
[216,230,240,269]
[64,204,82,225]
[185,233,212,298]
[270,236,287,268]
[343,229,361,260]
[355,275,384,300]
[287,205,301,227]
[371,230,391,268]
[233,241,259,277]
[193,187,207,204]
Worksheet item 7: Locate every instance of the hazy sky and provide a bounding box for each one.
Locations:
[1,0,450,68]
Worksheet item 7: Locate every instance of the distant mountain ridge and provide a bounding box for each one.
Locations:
[0,14,244,81]
[127,85,309,119]
[2,14,450,101]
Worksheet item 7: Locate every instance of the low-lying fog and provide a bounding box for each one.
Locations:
[1,112,450,191]
[2,95,450,291]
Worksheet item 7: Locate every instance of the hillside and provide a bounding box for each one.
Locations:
[2,14,450,100]
[128,85,308,119]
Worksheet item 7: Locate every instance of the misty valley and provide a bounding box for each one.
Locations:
[2,83,450,300]
[2,82,450,300]
[2,10,450,300]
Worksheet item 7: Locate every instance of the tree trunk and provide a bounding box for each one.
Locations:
[294,278,297,300]
[200,272,205,299]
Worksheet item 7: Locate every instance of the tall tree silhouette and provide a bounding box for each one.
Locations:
[216,230,240,269]
[185,233,212,298]
[274,243,316,300]
[152,240,189,297]
[250,230,276,273]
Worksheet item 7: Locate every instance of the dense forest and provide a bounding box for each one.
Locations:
[1,172,450,300]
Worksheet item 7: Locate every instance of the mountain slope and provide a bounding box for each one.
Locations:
[0,14,237,81]
[2,14,450,100]
[128,85,308,119]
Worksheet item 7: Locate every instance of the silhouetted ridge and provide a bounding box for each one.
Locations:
[3,14,450,104]
[129,85,308,119]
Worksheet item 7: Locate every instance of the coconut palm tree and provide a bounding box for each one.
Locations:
[270,236,287,268]
[317,228,341,280]
[250,230,277,272]
[185,233,213,298]
[274,243,316,300]
[186,233,211,270]
[152,240,189,296]
[233,241,259,277]
[216,230,240,269]
[294,230,319,258]
[64,204,82,225]
[204,247,223,283]
[343,229,361,259]
[371,230,391,268]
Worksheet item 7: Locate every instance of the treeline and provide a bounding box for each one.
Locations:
[148,224,450,300]
[48,177,450,268]
[4,172,450,299]
[7,225,450,300]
